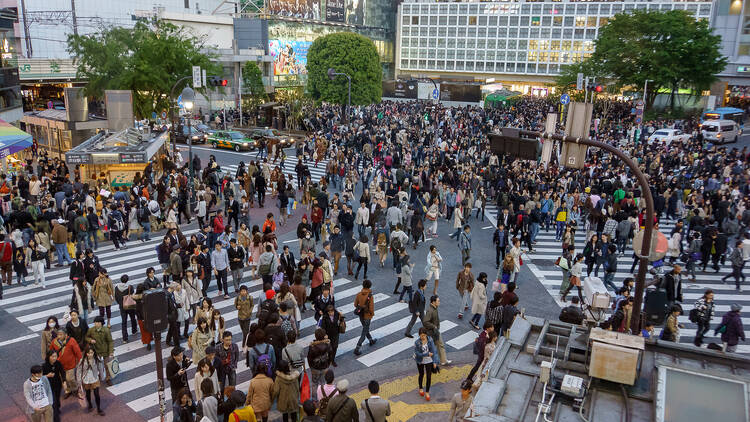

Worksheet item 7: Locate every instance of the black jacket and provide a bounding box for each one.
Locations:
[166,357,188,396]
[227,246,245,271]
[319,310,342,341]
[410,289,426,315]
[663,271,683,302]
[314,294,336,321]
[69,261,85,283]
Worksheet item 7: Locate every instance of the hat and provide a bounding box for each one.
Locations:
[265,290,276,300]
[336,379,349,393]
[56,218,65,224]
[731,303,743,312]
[584,187,591,193]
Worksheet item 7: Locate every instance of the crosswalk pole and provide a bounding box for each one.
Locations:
[154,331,166,422]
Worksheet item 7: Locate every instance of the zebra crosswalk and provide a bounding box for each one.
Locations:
[0,224,481,420]
[482,202,750,354]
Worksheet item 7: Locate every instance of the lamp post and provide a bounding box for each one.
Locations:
[181,86,196,207]
[327,67,351,123]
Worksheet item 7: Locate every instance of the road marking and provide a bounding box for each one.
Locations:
[446,330,477,350]
[356,321,458,367]
[0,333,37,347]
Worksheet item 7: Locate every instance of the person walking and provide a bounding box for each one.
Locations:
[353,235,370,280]
[211,241,230,299]
[715,303,746,352]
[692,289,715,347]
[413,327,438,401]
[449,380,474,422]
[423,295,451,365]
[455,263,474,320]
[114,275,138,343]
[228,238,246,294]
[325,379,358,422]
[92,268,114,327]
[27,238,47,288]
[353,279,376,356]
[24,365,54,422]
[319,305,343,367]
[469,273,488,330]
[246,361,274,422]
[466,321,494,381]
[84,316,114,386]
[722,241,746,291]
[561,254,584,303]
[458,225,472,266]
[48,330,81,399]
[235,285,254,347]
[425,245,443,295]
[42,350,64,422]
[405,279,427,338]
[361,380,391,421]
[273,360,301,422]
[76,346,106,416]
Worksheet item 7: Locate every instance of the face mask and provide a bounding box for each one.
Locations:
[306,235,311,239]
[48,322,55,328]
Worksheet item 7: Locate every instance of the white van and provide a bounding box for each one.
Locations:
[701,119,740,144]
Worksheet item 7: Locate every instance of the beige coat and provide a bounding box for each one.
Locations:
[92,276,114,307]
[246,373,274,413]
[354,241,371,262]
[272,370,300,413]
[470,282,487,316]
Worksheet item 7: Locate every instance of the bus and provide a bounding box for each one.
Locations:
[701,107,746,129]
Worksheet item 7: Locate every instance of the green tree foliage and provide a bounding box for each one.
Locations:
[67,21,221,119]
[242,61,266,107]
[307,32,381,105]
[590,10,726,109]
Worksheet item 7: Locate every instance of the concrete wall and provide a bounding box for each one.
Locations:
[160,12,235,49]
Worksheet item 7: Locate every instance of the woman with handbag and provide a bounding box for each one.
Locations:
[413,327,438,401]
[561,254,585,303]
[76,346,106,416]
[92,268,114,327]
[114,275,138,343]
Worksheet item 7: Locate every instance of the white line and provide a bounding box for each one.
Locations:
[357,321,458,367]
[446,330,478,350]
[0,333,37,347]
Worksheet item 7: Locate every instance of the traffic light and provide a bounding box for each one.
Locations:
[207,76,228,87]
[595,85,603,93]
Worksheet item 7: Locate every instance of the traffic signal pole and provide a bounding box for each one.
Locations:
[515,128,655,334]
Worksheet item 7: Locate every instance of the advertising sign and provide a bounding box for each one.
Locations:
[65,153,91,165]
[326,0,345,22]
[269,40,311,75]
[345,0,365,25]
[417,82,440,100]
[269,0,321,20]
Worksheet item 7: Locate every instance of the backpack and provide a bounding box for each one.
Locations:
[318,387,337,417]
[77,219,87,232]
[311,347,329,369]
[258,261,272,276]
[377,231,387,247]
[0,242,12,263]
[390,236,402,251]
[354,293,371,317]
[279,314,294,337]
[138,207,150,223]
[688,307,700,323]
[111,212,125,231]
[252,345,273,377]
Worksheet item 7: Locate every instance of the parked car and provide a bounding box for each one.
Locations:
[647,128,691,146]
[208,130,256,151]
[249,127,294,148]
[175,125,208,144]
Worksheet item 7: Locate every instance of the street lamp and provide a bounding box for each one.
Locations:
[181,86,196,207]
[327,67,351,123]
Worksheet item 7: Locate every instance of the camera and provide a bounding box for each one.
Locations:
[182,357,193,369]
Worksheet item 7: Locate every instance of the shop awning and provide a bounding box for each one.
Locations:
[0,119,33,157]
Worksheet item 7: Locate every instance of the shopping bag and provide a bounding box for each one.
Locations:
[300,372,311,404]
[77,385,87,408]
[106,356,121,380]
[67,242,75,258]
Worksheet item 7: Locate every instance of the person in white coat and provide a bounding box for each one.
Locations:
[469,273,488,330]
[354,235,371,280]
[172,282,191,338]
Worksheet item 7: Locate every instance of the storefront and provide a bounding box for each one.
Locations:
[65,128,168,187]
[0,118,33,175]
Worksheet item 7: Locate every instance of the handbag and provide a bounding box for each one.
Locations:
[123,286,136,309]
[106,356,120,380]
[300,371,311,404]
[77,385,87,408]
[338,316,346,334]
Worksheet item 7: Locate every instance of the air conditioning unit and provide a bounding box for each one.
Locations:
[583,276,611,310]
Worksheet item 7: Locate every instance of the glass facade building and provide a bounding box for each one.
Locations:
[396,0,713,86]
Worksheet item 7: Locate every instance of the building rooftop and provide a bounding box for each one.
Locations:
[467,317,750,422]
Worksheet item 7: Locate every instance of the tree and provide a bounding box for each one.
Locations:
[242,61,266,108]
[67,20,221,119]
[590,10,726,109]
[306,32,381,105]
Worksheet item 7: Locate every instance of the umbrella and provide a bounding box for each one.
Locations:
[0,119,33,156]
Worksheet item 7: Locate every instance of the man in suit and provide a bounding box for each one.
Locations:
[404,279,426,338]
[225,193,240,231]
[499,208,512,232]
[280,245,296,281]
[361,380,391,422]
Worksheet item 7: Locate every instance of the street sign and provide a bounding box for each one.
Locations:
[635,117,642,124]
[431,88,439,100]
[151,111,157,119]
[560,93,570,105]
[202,69,207,88]
[632,230,668,261]
[161,111,167,119]
[576,73,584,90]
[192,66,202,88]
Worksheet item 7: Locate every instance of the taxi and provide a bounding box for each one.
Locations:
[207,130,256,151]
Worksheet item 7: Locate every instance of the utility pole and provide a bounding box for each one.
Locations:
[70,0,78,36]
[20,0,32,57]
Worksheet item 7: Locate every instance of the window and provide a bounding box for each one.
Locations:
[529,51,538,61]
[562,40,572,51]
[599,17,608,27]
[449,16,457,25]
[447,38,456,48]
[519,40,527,49]
[508,39,517,49]
[477,39,486,48]
[487,39,496,49]
[543,16,551,26]
[517,63,526,73]
[554,16,563,26]
[564,16,574,27]
[529,40,538,50]
[479,16,487,25]
[469,16,477,25]
[458,27,466,37]
[476,50,484,60]
[530,28,540,38]
[466,50,474,60]
[507,51,516,60]
[458,16,467,25]
[519,28,528,38]
[539,52,548,62]
[488,27,497,37]
[467,39,476,49]
[510,16,519,26]
[497,40,506,49]
[550,51,560,62]
[438,27,446,37]
[411,16,419,25]
[573,41,583,51]
[587,16,597,27]
[486,51,495,60]
[478,28,486,37]
[575,29,584,39]
[575,16,586,27]
[429,16,437,25]
[499,16,508,26]
[428,38,436,47]
[457,39,465,49]
[437,38,445,47]
[468,27,476,37]
[402,16,409,26]
[489,16,497,26]
[551,40,560,50]
[517,51,527,61]
[448,27,456,37]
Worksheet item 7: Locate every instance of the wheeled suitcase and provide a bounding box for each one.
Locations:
[644,288,669,325]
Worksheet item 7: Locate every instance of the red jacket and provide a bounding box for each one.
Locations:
[50,337,82,371]
[213,216,225,234]
[311,207,323,224]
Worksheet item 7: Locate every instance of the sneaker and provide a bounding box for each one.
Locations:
[353,347,362,356]
[441,360,453,365]
[457,314,463,319]
[97,410,106,416]
[405,333,414,338]
[369,338,377,346]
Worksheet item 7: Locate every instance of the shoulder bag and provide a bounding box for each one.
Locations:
[365,398,387,422]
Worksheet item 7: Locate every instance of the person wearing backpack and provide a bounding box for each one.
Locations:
[227,390,254,422]
[247,329,276,377]
[106,204,127,250]
[353,279,376,356]
[404,279,427,338]
[722,240,746,291]
[308,328,332,400]
[278,303,297,337]
[136,201,151,242]
[692,289,715,347]
[325,379,357,422]
[246,359,274,422]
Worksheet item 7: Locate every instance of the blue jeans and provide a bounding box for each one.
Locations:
[140,222,151,241]
[54,243,71,266]
[357,317,373,347]
[555,221,565,240]
[530,222,540,243]
[87,230,98,250]
[399,285,413,302]
[603,271,617,291]
[22,228,33,246]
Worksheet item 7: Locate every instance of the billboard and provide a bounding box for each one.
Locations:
[269,0,321,20]
[382,81,417,99]
[345,0,365,25]
[326,0,345,22]
[269,39,311,75]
